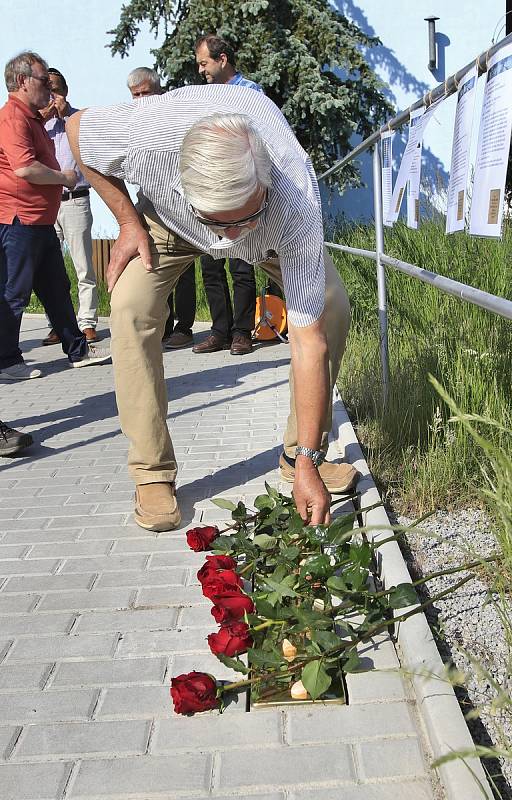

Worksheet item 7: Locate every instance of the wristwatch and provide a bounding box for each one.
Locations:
[295,446,326,467]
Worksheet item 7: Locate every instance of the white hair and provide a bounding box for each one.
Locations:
[179,113,272,213]
[126,67,161,91]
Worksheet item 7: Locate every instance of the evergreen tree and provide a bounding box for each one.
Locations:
[109,0,392,189]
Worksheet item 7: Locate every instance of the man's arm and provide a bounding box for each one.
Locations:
[288,315,331,526]
[14,161,76,188]
[66,110,152,291]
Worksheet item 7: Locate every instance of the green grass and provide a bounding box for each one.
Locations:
[27,256,269,321]
[332,219,512,513]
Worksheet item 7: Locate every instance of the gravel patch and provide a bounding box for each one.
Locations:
[396,509,512,797]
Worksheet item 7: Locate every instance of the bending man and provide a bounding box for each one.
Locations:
[67,85,355,531]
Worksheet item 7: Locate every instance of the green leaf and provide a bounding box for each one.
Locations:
[211,536,234,553]
[303,524,330,544]
[311,630,342,651]
[343,649,363,673]
[252,534,277,550]
[300,554,332,579]
[215,653,249,674]
[232,501,247,520]
[280,545,300,560]
[264,481,280,499]
[248,647,282,667]
[301,660,332,700]
[388,583,418,609]
[254,494,275,510]
[260,576,298,601]
[211,498,236,511]
[327,575,348,594]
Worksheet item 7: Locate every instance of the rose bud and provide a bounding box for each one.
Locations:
[201,570,243,601]
[197,555,237,584]
[208,621,253,657]
[313,598,325,612]
[210,592,255,620]
[282,638,297,662]
[290,679,309,700]
[186,526,219,552]
[170,671,220,715]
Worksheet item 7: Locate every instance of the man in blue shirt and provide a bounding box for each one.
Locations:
[193,34,262,356]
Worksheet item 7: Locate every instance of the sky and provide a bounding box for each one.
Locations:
[0,0,165,236]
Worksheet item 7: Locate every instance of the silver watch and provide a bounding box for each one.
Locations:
[295,446,325,467]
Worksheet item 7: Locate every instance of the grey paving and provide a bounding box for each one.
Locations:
[0,316,439,799]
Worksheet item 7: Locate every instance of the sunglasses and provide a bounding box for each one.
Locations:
[29,74,51,88]
[191,193,268,231]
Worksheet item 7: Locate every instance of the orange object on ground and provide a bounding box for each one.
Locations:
[253,290,288,342]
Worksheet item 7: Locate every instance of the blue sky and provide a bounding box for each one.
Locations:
[1,0,165,236]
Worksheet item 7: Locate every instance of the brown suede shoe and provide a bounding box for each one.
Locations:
[279,453,359,494]
[42,329,60,346]
[230,333,253,356]
[192,332,231,354]
[134,482,181,532]
[83,327,98,343]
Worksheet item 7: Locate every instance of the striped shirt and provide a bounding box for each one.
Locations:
[79,84,325,326]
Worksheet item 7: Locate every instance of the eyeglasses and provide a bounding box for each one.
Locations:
[28,74,51,88]
[191,193,268,231]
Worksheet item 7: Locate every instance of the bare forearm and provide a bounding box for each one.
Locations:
[289,317,329,449]
[14,161,67,185]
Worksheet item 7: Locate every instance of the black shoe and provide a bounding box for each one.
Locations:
[0,421,33,457]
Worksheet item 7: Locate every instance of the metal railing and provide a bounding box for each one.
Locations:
[321,33,512,403]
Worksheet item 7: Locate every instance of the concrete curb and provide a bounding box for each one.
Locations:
[331,388,493,800]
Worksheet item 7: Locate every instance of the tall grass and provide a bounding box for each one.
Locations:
[332,219,512,512]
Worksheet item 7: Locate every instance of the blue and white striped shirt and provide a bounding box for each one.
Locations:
[228,72,264,93]
[79,84,325,326]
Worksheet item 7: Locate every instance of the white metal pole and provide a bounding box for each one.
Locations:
[372,144,389,404]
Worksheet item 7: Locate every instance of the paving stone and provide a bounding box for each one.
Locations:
[14,719,151,759]
[0,762,72,800]
[2,573,95,593]
[290,783,433,800]
[97,685,173,719]
[52,656,167,688]
[20,504,95,518]
[0,663,50,691]
[69,753,212,796]
[49,514,127,529]
[218,743,356,789]
[0,725,19,758]
[116,627,210,657]
[286,702,416,743]
[7,633,118,662]
[0,558,60,576]
[37,588,134,612]
[135,585,207,607]
[0,612,74,637]
[154,711,282,752]
[0,688,97,723]
[60,554,148,574]
[75,607,178,634]
[95,567,187,589]
[357,737,428,779]
[0,594,37,614]
[1,529,82,545]
[345,670,407,704]
[27,541,113,559]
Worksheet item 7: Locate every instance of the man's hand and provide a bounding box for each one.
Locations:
[106,221,153,292]
[62,170,77,190]
[53,95,69,118]
[293,460,331,526]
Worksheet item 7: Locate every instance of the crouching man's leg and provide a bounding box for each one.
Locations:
[110,208,199,530]
[260,247,358,494]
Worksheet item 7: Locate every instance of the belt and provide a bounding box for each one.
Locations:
[61,188,89,201]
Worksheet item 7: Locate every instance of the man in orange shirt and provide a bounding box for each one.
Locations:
[0,51,110,379]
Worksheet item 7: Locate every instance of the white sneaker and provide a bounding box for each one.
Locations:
[0,362,43,380]
[72,343,111,369]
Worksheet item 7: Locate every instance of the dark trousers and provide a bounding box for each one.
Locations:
[163,262,196,339]
[0,220,86,369]
[200,255,256,339]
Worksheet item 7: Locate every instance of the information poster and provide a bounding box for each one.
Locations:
[385,101,440,226]
[381,130,394,226]
[446,66,478,234]
[407,108,425,229]
[470,43,512,237]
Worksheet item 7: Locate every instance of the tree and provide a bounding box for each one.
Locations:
[108,0,392,190]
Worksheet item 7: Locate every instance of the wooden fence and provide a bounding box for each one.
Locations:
[92,239,115,283]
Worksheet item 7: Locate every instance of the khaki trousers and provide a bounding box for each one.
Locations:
[110,206,350,484]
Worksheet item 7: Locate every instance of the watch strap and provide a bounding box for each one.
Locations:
[295,446,326,466]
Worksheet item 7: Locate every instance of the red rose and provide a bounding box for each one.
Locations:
[202,569,243,600]
[211,592,255,620]
[208,621,253,657]
[197,555,237,584]
[186,526,219,552]
[170,671,220,715]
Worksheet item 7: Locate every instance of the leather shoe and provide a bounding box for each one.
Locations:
[42,329,60,346]
[193,332,230,354]
[230,333,253,356]
[83,327,98,343]
[134,482,181,532]
[163,330,193,349]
